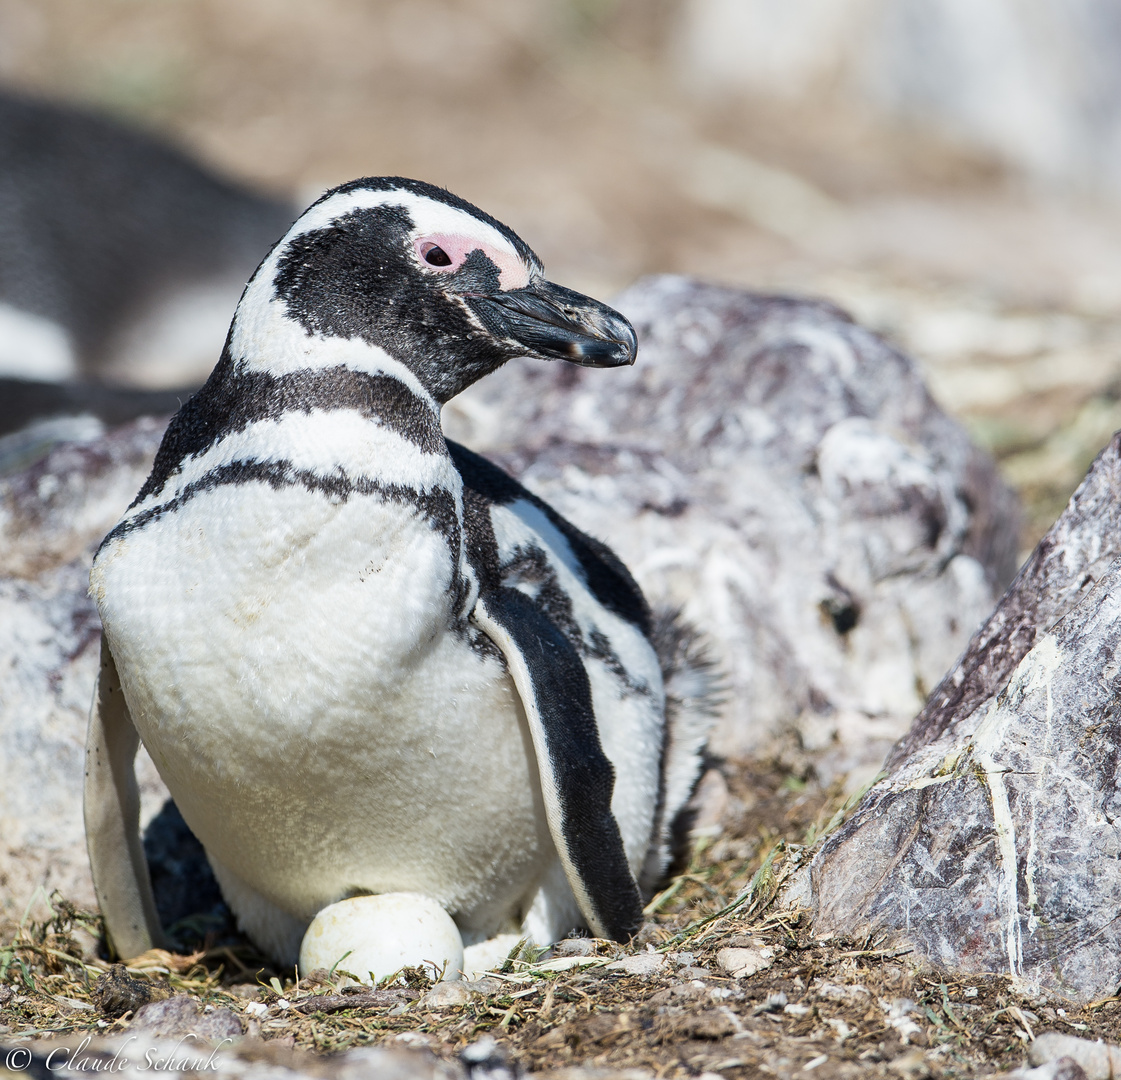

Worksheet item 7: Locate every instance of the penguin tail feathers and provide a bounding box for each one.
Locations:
[638,608,723,897]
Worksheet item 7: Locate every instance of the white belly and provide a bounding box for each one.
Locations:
[93,483,552,936]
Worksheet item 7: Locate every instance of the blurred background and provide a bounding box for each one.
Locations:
[4,0,1121,546]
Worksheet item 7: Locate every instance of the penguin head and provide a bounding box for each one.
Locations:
[230,177,637,404]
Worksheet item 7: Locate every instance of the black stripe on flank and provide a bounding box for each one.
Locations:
[481,586,642,942]
[449,440,653,638]
[135,353,444,505]
[101,458,459,551]
[498,545,652,697]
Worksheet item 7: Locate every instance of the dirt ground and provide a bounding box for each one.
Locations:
[3,3,1121,1075]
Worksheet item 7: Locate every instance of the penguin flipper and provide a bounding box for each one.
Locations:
[84,636,166,958]
[472,586,643,943]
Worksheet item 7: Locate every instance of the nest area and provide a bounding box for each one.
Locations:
[3,758,1119,1078]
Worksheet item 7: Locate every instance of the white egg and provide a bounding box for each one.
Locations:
[299,893,464,984]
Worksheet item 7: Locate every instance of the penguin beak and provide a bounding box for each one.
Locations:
[466,280,638,368]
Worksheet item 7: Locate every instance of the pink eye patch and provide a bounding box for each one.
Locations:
[413,234,530,290]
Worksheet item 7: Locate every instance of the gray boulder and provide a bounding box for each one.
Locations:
[0,417,167,917]
[810,432,1121,1001]
[449,275,1019,777]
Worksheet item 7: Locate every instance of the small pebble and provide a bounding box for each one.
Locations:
[1030,1032,1121,1080]
[553,938,596,958]
[718,946,775,979]
[606,951,665,977]
[420,981,471,1008]
[462,977,504,995]
[93,963,166,1019]
[753,991,788,1015]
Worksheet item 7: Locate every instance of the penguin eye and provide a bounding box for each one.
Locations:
[413,234,530,289]
[416,239,460,271]
[422,243,452,267]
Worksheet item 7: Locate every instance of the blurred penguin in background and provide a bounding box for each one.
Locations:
[0,89,295,444]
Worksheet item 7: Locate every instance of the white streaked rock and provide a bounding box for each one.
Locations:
[809,431,1121,1000]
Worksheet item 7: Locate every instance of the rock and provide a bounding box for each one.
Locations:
[0,418,174,918]
[449,276,1018,774]
[131,995,242,1040]
[1029,1033,1120,1080]
[605,950,666,977]
[716,946,775,978]
[1011,1058,1092,1080]
[460,978,505,996]
[92,964,168,1019]
[420,982,471,1008]
[810,432,1121,999]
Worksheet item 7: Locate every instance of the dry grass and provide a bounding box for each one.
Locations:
[3,756,1118,1077]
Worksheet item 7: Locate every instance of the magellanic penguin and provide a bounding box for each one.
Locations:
[86,177,714,968]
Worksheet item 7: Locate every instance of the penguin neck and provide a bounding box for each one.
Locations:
[130,343,451,514]
[225,350,449,463]
[223,295,447,455]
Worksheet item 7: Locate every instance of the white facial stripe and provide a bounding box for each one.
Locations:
[128,407,456,513]
[291,188,533,268]
[229,183,537,385]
